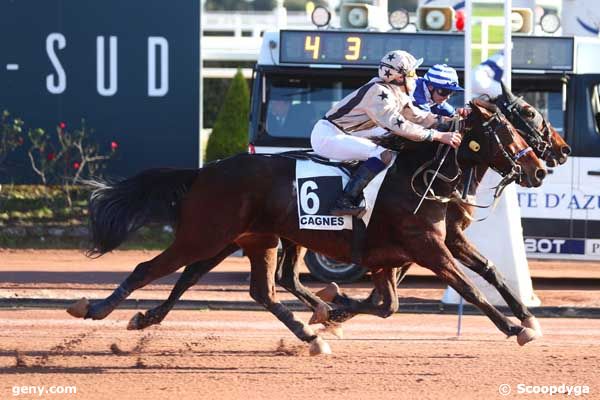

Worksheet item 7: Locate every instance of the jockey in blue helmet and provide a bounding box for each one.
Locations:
[413,64,465,117]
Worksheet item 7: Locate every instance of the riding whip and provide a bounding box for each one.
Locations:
[413,118,459,215]
[413,144,452,214]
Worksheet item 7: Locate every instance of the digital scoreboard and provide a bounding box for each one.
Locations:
[279,30,574,72]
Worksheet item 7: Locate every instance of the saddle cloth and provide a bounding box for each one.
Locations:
[295,154,396,230]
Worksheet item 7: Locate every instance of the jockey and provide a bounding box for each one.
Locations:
[310,50,462,217]
[413,64,465,117]
[472,51,504,98]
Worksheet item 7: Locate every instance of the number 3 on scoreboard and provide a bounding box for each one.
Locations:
[345,37,361,61]
[305,36,320,60]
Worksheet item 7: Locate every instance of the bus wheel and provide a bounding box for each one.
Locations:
[304,251,367,283]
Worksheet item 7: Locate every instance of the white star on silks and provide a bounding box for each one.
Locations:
[395,118,404,127]
[387,53,396,61]
[384,69,392,78]
[378,91,388,101]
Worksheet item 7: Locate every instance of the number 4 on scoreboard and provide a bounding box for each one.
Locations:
[305,36,320,60]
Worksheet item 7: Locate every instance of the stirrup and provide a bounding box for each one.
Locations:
[330,198,365,217]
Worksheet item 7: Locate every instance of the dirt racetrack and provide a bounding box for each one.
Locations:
[0,250,599,399]
[0,310,599,400]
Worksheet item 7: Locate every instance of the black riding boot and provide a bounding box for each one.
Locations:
[330,164,379,217]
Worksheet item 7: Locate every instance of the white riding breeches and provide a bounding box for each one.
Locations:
[310,119,387,161]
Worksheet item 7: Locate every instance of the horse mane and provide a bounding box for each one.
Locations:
[471,97,499,113]
[370,133,423,153]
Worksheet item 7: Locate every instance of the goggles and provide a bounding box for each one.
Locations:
[434,88,454,97]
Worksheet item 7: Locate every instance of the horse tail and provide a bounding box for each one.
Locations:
[85,168,199,257]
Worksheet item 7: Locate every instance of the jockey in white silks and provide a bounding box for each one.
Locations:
[472,51,504,98]
[310,50,462,217]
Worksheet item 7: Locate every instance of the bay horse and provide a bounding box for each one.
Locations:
[68,100,546,355]
[114,90,566,338]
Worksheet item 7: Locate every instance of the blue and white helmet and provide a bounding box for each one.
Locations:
[423,64,464,91]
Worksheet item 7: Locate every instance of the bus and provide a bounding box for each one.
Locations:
[247,28,600,282]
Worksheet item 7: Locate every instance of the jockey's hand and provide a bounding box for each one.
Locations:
[434,131,462,149]
[456,107,471,118]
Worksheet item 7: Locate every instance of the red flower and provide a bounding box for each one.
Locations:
[59,122,66,129]
[73,162,80,170]
[46,153,55,161]
[17,137,24,145]
[110,141,119,151]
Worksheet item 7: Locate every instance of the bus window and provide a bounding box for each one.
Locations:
[263,75,365,139]
[520,91,565,136]
[590,83,600,135]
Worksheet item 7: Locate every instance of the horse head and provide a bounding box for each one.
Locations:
[495,80,571,167]
[461,99,547,188]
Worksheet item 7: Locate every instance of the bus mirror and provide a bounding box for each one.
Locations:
[417,6,455,32]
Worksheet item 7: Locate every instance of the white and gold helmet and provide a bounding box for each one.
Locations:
[378,50,423,83]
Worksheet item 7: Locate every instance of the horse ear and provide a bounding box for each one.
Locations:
[500,80,516,102]
[470,100,493,119]
[469,101,484,116]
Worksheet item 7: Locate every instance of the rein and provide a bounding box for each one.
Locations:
[410,111,530,220]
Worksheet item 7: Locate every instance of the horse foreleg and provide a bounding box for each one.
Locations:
[445,228,541,335]
[417,242,538,346]
[243,235,330,356]
[128,243,241,330]
[275,240,343,338]
[312,267,398,324]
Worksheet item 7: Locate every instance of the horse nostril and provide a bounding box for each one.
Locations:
[535,168,547,181]
[561,145,572,156]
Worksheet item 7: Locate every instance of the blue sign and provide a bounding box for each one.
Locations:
[524,237,586,255]
[0,0,200,181]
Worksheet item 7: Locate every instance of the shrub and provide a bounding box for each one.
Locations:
[205,69,250,162]
[0,110,25,172]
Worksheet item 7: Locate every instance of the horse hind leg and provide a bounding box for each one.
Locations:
[312,267,399,325]
[128,243,241,330]
[241,235,330,356]
[68,236,226,320]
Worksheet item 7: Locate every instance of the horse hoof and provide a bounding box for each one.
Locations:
[324,323,344,339]
[127,312,145,330]
[309,337,332,356]
[315,282,340,303]
[66,298,90,319]
[522,317,543,337]
[517,327,539,346]
[309,303,330,325]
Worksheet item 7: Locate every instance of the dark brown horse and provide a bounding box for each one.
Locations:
[117,90,566,339]
[68,100,546,355]
[307,84,571,330]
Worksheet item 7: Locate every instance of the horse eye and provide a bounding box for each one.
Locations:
[520,108,535,119]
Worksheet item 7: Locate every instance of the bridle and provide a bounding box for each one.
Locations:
[481,111,533,186]
[410,110,533,214]
[497,95,553,161]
